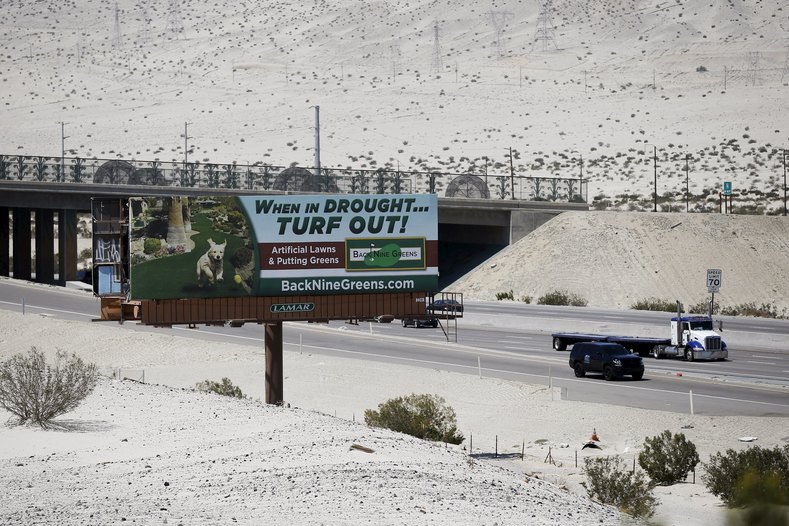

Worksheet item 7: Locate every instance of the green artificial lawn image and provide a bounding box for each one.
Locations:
[130,212,252,299]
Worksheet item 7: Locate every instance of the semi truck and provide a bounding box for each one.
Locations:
[551,312,727,361]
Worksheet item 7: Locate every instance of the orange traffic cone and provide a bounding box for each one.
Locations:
[591,428,600,442]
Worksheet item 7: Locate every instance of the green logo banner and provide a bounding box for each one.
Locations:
[345,238,426,271]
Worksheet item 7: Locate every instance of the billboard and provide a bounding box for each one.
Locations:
[128,194,438,299]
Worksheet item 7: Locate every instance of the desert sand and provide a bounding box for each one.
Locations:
[1,288,787,525]
[450,210,789,314]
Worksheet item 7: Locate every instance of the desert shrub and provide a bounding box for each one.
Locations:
[0,347,98,428]
[696,65,708,72]
[143,238,161,255]
[495,290,514,301]
[720,302,786,319]
[520,295,532,304]
[689,299,719,315]
[638,430,700,485]
[364,393,464,444]
[583,456,657,518]
[704,445,789,508]
[195,377,244,398]
[630,298,678,312]
[537,290,588,307]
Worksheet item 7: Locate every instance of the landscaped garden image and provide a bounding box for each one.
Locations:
[129,197,256,300]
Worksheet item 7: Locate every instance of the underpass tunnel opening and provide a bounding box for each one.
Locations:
[437,222,509,290]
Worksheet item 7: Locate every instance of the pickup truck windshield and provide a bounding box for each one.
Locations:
[689,320,713,330]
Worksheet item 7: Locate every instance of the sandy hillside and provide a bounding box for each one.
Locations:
[1,306,787,525]
[450,211,789,313]
[1,0,788,210]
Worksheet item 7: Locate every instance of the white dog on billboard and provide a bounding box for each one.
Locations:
[197,238,226,287]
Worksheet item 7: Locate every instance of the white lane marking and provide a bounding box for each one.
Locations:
[746,360,776,365]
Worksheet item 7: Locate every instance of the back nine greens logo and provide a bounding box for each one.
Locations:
[346,238,426,271]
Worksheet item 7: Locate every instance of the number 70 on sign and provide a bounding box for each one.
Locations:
[707,269,722,293]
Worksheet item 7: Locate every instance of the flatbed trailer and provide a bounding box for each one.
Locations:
[552,332,671,356]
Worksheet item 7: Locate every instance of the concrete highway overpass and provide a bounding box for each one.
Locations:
[0,180,587,288]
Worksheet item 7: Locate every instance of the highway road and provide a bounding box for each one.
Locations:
[1,279,788,417]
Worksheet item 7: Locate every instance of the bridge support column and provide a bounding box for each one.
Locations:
[35,209,55,284]
[0,207,8,276]
[264,321,284,405]
[58,209,78,282]
[12,208,32,280]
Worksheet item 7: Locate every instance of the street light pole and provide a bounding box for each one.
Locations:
[783,148,786,217]
[508,147,515,199]
[59,121,69,181]
[653,145,658,212]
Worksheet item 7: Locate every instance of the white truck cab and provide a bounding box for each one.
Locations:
[669,315,727,361]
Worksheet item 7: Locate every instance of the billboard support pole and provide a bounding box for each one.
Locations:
[265,321,284,405]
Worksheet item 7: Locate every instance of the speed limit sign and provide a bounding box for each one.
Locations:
[707,269,722,293]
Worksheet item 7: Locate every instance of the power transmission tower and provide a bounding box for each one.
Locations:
[165,0,185,39]
[489,10,514,57]
[746,51,761,86]
[137,0,153,47]
[532,0,558,52]
[431,20,443,76]
[111,3,123,49]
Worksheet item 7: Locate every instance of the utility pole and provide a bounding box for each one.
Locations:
[685,154,690,212]
[653,146,658,212]
[484,156,488,187]
[314,105,321,179]
[508,147,515,199]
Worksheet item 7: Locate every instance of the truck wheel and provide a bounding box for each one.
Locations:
[651,347,662,359]
[553,337,567,352]
[685,347,695,362]
[603,365,615,381]
[574,363,586,378]
[402,319,408,327]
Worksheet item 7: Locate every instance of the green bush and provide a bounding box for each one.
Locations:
[520,295,532,304]
[195,377,244,399]
[583,456,657,518]
[230,246,253,268]
[537,290,588,307]
[495,290,514,301]
[704,445,789,508]
[143,238,161,255]
[638,430,700,485]
[0,347,98,428]
[364,393,464,444]
[630,298,679,312]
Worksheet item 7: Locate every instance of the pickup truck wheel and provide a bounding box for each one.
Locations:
[632,371,644,380]
[574,363,586,378]
[603,365,615,381]
[553,337,567,352]
[685,347,695,362]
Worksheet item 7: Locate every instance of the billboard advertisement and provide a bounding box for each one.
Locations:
[128,194,438,300]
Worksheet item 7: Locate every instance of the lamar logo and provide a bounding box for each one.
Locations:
[270,302,315,313]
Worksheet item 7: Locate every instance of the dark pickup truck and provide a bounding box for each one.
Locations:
[569,342,644,381]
